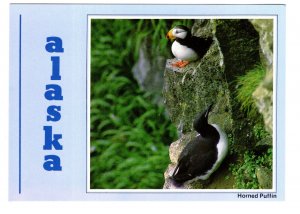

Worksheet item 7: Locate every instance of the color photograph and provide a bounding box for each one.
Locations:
[89,18,274,190]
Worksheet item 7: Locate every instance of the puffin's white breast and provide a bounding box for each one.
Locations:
[197,124,228,180]
[212,124,228,164]
[171,41,198,61]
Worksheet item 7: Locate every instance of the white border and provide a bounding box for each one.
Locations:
[86,16,277,193]
[273,14,277,193]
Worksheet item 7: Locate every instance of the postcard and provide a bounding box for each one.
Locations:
[9,4,285,200]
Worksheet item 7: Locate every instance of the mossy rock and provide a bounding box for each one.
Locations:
[215,19,261,82]
[250,19,273,69]
[215,19,262,151]
[256,167,272,189]
[163,41,232,134]
[250,19,274,135]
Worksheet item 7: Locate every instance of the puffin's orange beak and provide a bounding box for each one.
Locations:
[166,29,175,40]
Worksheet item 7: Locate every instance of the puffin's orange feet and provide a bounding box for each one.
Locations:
[172,60,190,68]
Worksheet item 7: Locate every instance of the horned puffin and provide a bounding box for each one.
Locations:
[171,104,228,185]
[166,25,213,68]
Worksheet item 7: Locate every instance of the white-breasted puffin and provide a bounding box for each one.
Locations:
[166,25,213,68]
[171,104,228,185]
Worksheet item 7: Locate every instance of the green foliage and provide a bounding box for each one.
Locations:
[235,65,266,118]
[229,65,272,189]
[230,148,272,189]
[253,123,269,141]
[227,133,235,155]
[90,19,193,189]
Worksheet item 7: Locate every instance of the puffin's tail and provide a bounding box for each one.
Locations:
[171,163,193,185]
[171,174,193,184]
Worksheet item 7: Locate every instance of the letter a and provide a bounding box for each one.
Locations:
[45,36,64,53]
[43,155,62,171]
[44,84,63,100]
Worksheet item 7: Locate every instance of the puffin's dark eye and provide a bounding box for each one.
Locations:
[174,29,178,34]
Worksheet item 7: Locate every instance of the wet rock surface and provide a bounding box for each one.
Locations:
[132,38,168,105]
[251,19,274,134]
[256,167,272,189]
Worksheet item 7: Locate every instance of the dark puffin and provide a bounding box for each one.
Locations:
[171,104,228,185]
[166,25,213,68]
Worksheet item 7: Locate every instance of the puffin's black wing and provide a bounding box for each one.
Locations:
[177,36,213,59]
[171,135,218,183]
[189,36,213,59]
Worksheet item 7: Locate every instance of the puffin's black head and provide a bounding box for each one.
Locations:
[193,104,217,138]
[166,25,191,41]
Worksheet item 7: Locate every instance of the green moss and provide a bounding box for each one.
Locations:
[163,42,232,134]
[253,123,270,141]
[229,65,272,189]
[230,148,272,189]
[236,65,266,118]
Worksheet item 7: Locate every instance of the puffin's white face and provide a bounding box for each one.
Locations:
[172,28,188,39]
[166,27,188,40]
